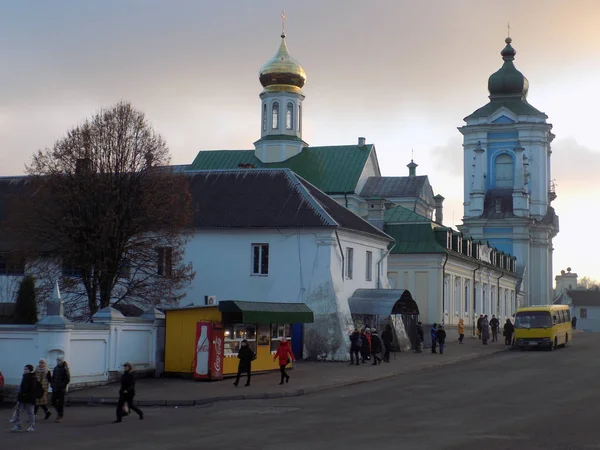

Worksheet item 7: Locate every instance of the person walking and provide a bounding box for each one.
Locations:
[457,318,465,344]
[381,324,393,362]
[360,329,371,363]
[431,323,438,354]
[11,364,37,432]
[234,339,255,387]
[349,329,362,365]
[273,338,295,385]
[572,316,577,330]
[416,322,424,353]
[490,315,500,342]
[503,318,515,345]
[481,315,490,345]
[113,362,143,423]
[437,325,447,354]
[34,359,52,420]
[370,330,383,365]
[51,355,70,423]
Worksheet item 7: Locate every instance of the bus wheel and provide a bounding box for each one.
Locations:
[548,340,554,352]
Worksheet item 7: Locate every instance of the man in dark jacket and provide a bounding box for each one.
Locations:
[234,339,255,387]
[370,330,383,365]
[437,325,447,354]
[51,356,70,422]
[416,322,424,353]
[114,362,143,423]
[381,324,394,362]
[477,315,484,339]
[490,315,500,342]
[11,364,37,432]
[349,329,362,365]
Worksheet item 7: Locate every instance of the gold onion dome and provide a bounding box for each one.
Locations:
[488,37,529,99]
[259,32,306,93]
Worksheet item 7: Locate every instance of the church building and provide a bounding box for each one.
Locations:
[458,37,559,306]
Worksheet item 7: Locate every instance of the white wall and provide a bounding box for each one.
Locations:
[573,305,600,332]
[0,312,163,388]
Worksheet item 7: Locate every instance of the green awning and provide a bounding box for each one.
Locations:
[218,301,314,324]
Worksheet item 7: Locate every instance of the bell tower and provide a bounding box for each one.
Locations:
[458,37,559,306]
[254,13,308,163]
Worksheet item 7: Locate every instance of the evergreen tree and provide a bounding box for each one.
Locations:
[13,275,37,324]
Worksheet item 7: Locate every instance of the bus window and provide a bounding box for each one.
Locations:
[515,311,552,329]
[558,310,566,323]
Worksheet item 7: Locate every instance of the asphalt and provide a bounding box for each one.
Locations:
[2,333,598,449]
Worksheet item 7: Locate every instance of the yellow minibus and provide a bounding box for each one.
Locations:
[513,305,572,351]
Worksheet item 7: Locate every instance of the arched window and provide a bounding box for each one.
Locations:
[495,153,514,188]
[298,104,302,132]
[286,102,294,130]
[272,102,279,129]
[262,103,267,131]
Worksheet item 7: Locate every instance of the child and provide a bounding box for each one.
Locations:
[437,325,447,355]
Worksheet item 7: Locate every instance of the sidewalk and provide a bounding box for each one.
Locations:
[66,337,510,407]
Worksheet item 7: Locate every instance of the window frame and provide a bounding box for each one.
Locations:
[580,308,588,319]
[262,103,267,131]
[346,247,354,280]
[251,243,269,276]
[365,250,373,281]
[285,102,294,130]
[271,102,279,129]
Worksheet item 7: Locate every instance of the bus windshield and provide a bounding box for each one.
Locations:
[515,311,552,329]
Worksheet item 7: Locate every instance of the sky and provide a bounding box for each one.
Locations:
[0,0,599,283]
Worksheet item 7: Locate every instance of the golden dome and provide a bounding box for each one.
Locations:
[259,33,306,94]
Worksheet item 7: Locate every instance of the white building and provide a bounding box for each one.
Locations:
[458,37,559,307]
[182,168,394,360]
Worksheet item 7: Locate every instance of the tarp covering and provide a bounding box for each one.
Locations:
[348,289,419,316]
[218,301,314,324]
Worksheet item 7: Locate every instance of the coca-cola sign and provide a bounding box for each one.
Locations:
[194,323,210,378]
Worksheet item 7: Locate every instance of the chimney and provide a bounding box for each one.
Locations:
[434,194,445,224]
[358,137,366,147]
[407,160,418,177]
[366,199,386,230]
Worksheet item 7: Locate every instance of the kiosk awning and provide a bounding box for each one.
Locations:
[348,289,419,316]
[218,301,314,324]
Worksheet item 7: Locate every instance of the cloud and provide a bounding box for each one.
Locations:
[429,137,464,177]
[550,138,600,194]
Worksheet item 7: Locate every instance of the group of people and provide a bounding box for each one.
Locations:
[348,325,394,365]
[476,314,515,345]
[9,356,70,432]
[10,356,144,432]
[429,323,447,354]
[233,337,296,387]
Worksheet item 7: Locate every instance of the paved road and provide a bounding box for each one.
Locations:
[2,333,599,449]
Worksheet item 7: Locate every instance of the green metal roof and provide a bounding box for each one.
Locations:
[464,97,546,121]
[218,301,314,324]
[384,205,430,224]
[386,223,447,254]
[188,144,374,194]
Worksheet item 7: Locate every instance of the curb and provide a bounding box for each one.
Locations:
[61,347,510,408]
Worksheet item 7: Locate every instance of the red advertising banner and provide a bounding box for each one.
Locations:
[210,326,224,380]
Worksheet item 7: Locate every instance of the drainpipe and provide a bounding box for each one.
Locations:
[334,230,345,282]
[472,263,481,336]
[344,193,348,208]
[441,253,449,325]
[377,241,396,289]
[497,272,505,317]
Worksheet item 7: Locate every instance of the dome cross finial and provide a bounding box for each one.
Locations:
[507,22,511,38]
[281,10,287,37]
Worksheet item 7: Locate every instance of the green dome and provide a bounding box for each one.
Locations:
[487,38,529,99]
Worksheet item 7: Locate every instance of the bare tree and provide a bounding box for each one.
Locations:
[3,102,194,320]
[579,277,600,290]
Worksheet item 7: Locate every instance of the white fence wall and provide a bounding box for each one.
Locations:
[0,307,164,389]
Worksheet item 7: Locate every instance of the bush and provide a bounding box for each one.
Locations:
[13,276,37,324]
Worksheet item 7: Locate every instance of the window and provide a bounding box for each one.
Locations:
[464,280,470,314]
[62,260,82,278]
[298,104,302,132]
[446,232,451,249]
[346,247,354,279]
[271,102,279,129]
[515,311,552,329]
[495,153,514,188]
[580,308,588,319]
[365,251,373,281]
[262,103,267,131]
[286,102,294,130]
[270,323,292,352]
[224,323,257,355]
[157,247,173,277]
[0,254,25,276]
[252,244,269,275]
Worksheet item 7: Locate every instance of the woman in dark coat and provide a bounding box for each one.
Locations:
[503,319,515,345]
[370,330,383,365]
[360,329,371,363]
[381,325,394,362]
[234,339,255,387]
[113,362,143,423]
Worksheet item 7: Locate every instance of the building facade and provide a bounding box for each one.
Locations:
[459,37,559,306]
